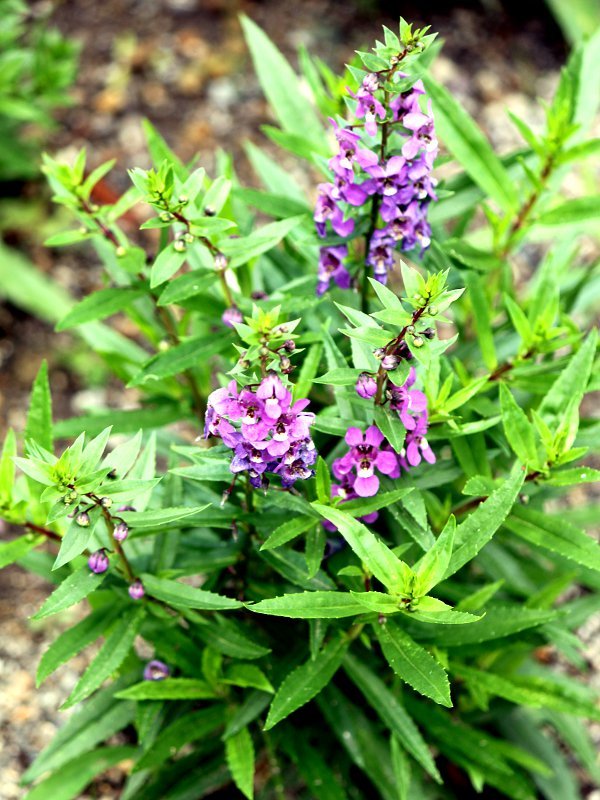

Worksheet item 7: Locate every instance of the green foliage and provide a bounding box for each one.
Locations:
[2,15,599,800]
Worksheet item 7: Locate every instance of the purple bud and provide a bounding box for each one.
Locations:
[214,253,228,271]
[113,522,129,542]
[117,505,136,513]
[279,355,292,373]
[251,291,269,301]
[422,327,435,340]
[128,580,145,600]
[100,497,112,509]
[221,306,243,329]
[282,339,296,352]
[88,550,109,574]
[76,511,90,527]
[356,372,377,399]
[381,355,400,371]
[373,347,386,360]
[143,659,170,681]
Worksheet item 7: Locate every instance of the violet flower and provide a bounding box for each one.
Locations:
[400,410,436,468]
[388,367,428,430]
[333,426,399,497]
[317,245,351,296]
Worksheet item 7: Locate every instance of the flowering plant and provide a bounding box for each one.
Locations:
[1,16,600,800]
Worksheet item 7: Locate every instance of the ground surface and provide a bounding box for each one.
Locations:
[1,1,596,798]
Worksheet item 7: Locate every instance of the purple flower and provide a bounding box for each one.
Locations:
[362,156,407,198]
[314,183,354,238]
[222,306,243,328]
[205,373,317,490]
[329,119,378,180]
[400,410,436,468]
[129,580,145,600]
[367,229,396,284]
[349,87,386,136]
[355,372,377,399]
[333,426,399,497]
[317,245,351,296]
[388,367,428,430]
[88,550,109,574]
[143,660,170,681]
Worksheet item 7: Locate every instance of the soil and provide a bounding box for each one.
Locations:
[1,1,596,798]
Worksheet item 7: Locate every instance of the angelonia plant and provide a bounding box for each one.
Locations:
[1,15,600,800]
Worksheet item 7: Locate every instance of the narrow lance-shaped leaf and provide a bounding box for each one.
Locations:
[264,635,349,730]
[248,591,367,619]
[141,573,243,610]
[375,619,452,707]
[225,727,255,800]
[500,384,538,466]
[413,515,456,597]
[25,360,53,453]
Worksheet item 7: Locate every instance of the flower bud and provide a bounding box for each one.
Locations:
[283,339,296,352]
[204,205,216,217]
[221,306,243,329]
[251,291,268,301]
[143,659,170,681]
[355,372,377,399]
[115,246,127,258]
[428,305,438,316]
[76,511,90,527]
[128,580,145,600]
[183,232,194,244]
[406,325,415,333]
[373,347,386,360]
[173,239,186,253]
[113,522,129,542]
[422,327,435,340]
[214,253,228,270]
[279,355,293,373]
[178,194,189,204]
[160,211,172,222]
[100,496,112,509]
[117,505,136,512]
[412,335,424,348]
[382,354,400,371]
[88,550,109,574]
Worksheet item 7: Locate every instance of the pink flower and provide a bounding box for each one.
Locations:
[333,426,399,497]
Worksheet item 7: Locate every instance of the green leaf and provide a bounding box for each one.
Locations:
[504,506,600,573]
[264,635,349,729]
[446,463,525,578]
[538,329,597,424]
[260,516,316,551]
[56,288,145,330]
[316,457,332,504]
[23,746,136,800]
[195,617,271,660]
[223,691,271,740]
[423,76,518,212]
[33,566,107,620]
[118,505,210,529]
[225,727,255,800]
[150,245,187,288]
[413,516,456,596]
[293,342,323,402]
[280,735,349,800]
[142,119,187,179]
[248,591,367,619]
[62,608,145,708]
[412,605,556,645]
[0,535,43,570]
[535,196,600,228]
[407,597,480,625]
[135,706,224,771]
[222,664,274,693]
[129,336,231,386]
[240,16,324,147]
[500,384,538,465]
[37,605,120,686]
[343,653,441,783]
[375,619,452,707]
[115,678,218,701]
[391,735,411,800]
[0,428,16,499]
[221,216,305,268]
[26,360,53,453]
[545,466,600,486]
[313,368,363,386]
[313,503,408,591]
[141,574,243,610]
[341,487,414,518]
[373,405,407,454]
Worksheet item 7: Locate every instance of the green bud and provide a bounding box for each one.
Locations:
[160,211,172,222]
[183,232,194,244]
[173,239,186,253]
[115,246,127,257]
[412,335,424,348]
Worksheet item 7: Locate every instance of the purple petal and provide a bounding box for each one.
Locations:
[354,474,379,497]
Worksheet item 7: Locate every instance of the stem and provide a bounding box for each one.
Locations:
[24,522,62,542]
[498,153,555,260]
[451,469,541,518]
[488,347,535,382]
[86,493,136,583]
[373,304,427,404]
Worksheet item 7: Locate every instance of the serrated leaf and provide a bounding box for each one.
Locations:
[248,591,367,619]
[223,664,274,693]
[446,463,525,578]
[25,360,53,453]
[0,535,43,570]
[499,384,538,465]
[413,516,456,596]
[56,288,145,330]
[225,727,255,799]
[118,505,210,529]
[115,678,218,701]
[423,76,518,212]
[62,608,145,709]
[538,329,597,424]
[221,216,305,268]
[343,653,442,783]
[260,516,316,551]
[375,619,452,706]
[33,566,107,620]
[141,573,243,610]
[37,605,120,686]
[264,635,349,729]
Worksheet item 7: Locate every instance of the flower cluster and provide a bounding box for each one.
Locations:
[314,75,438,294]
[205,372,317,489]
